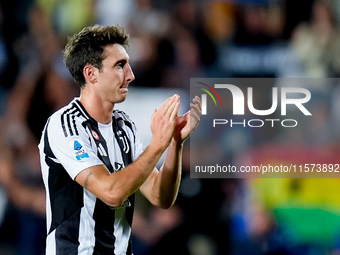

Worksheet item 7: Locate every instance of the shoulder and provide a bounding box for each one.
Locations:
[47,99,89,138]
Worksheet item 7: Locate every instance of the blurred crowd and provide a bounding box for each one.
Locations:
[0,0,340,254]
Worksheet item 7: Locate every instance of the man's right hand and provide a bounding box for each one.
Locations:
[150,94,180,152]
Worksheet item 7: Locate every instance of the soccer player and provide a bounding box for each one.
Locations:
[38,25,201,255]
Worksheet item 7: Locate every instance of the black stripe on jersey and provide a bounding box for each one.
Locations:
[72,114,79,136]
[93,200,116,255]
[55,210,82,255]
[112,118,132,167]
[126,195,135,255]
[61,103,84,137]
[43,122,83,253]
[61,106,76,137]
[67,112,73,136]
[116,117,133,133]
[114,110,136,143]
[112,114,135,255]
[83,120,114,173]
[72,101,88,119]
[61,108,71,137]
[74,99,93,121]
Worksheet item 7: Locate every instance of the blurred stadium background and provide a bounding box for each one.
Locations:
[1,0,340,254]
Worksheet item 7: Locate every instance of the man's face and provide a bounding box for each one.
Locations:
[95,44,135,104]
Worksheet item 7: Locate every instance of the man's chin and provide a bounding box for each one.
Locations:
[115,95,128,104]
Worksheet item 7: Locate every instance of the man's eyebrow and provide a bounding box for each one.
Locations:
[114,58,130,65]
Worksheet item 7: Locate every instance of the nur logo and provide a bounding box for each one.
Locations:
[196,81,312,128]
[196,82,222,115]
[198,82,312,116]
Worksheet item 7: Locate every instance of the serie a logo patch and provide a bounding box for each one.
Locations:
[71,140,89,160]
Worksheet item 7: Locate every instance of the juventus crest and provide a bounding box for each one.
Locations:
[116,130,130,154]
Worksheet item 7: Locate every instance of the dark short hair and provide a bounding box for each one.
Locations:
[63,25,130,88]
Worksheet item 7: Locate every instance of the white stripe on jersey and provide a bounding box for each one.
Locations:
[78,190,96,254]
[46,230,56,255]
[38,133,53,237]
[114,208,132,254]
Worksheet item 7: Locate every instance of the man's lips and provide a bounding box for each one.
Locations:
[119,87,128,93]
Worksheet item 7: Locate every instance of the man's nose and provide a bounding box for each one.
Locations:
[126,64,135,82]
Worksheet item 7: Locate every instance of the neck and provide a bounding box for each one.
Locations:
[79,90,114,124]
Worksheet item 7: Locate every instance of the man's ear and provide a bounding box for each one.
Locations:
[83,65,98,84]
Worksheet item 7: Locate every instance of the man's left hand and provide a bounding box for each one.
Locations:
[173,96,201,143]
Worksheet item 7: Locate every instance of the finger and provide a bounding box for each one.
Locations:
[157,96,173,114]
[151,109,157,118]
[190,109,200,121]
[190,106,200,121]
[192,96,202,111]
[190,102,201,116]
[189,108,200,131]
[170,102,180,121]
[158,95,177,115]
[165,95,179,118]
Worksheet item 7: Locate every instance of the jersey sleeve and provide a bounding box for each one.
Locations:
[45,114,103,180]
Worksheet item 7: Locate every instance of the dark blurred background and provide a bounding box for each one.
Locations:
[1,0,340,254]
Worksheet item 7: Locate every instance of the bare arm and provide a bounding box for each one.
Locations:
[75,95,180,207]
[140,96,201,208]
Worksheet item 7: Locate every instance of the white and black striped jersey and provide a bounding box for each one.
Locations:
[39,98,143,255]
